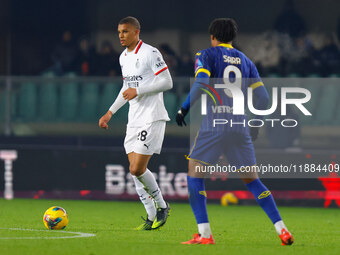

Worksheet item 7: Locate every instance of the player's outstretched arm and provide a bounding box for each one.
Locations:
[176,107,189,126]
[99,110,113,129]
[176,73,209,127]
[99,86,127,129]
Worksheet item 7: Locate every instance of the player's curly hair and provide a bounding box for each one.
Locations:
[209,18,238,43]
[119,16,141,30]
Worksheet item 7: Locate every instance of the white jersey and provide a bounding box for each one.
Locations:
[119,40,170,127]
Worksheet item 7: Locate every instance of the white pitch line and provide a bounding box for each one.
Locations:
[0,228,96,240]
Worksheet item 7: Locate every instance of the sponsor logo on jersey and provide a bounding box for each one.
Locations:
[124,75,143,82]
[124,75,143,88]
[156,61,165,68]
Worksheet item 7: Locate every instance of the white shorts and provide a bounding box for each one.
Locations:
[124,121,166,155]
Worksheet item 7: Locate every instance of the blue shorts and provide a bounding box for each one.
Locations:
[187,131,256,169]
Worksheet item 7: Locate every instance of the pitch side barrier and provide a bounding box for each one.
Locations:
[0,147,338,207]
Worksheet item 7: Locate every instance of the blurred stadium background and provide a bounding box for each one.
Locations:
[1,0,340,208]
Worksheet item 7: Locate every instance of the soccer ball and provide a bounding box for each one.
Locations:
[43,206,69,230]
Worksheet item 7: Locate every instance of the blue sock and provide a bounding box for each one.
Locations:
[187,176,209,224]
[246,179,282,224]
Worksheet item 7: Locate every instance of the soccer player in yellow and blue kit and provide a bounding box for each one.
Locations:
[176,18,294,245]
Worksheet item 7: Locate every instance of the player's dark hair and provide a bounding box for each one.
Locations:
[119,16,141,30]
[209,18,238,43]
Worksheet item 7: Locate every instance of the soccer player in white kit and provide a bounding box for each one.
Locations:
[99,16,172,230]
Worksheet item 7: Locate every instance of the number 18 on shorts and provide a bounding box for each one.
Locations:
[124,121,166,155]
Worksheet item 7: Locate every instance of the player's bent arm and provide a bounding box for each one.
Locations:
[136,69,173,96]
[252,85,269,119]
[249,85,269,141]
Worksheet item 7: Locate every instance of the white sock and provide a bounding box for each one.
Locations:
[137,169,167,209]
[198,223,212,238]
[132,175,156,221]
[274,220,287,235]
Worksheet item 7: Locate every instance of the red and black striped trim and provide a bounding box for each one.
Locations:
[155,66,168,75]
[135,40,143,54]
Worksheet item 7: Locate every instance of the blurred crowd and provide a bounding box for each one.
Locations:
[252,0,340,77]
[47,31,121,77]
[46,31,340,79]
[45,0,340,78]
[46,31,194,77]
[253,32,340,77]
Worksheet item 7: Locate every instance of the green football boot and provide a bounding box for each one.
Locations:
[134,216,153,231]
[151,203,171,229]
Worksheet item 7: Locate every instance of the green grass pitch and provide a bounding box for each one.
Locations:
[0,198,340,255]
